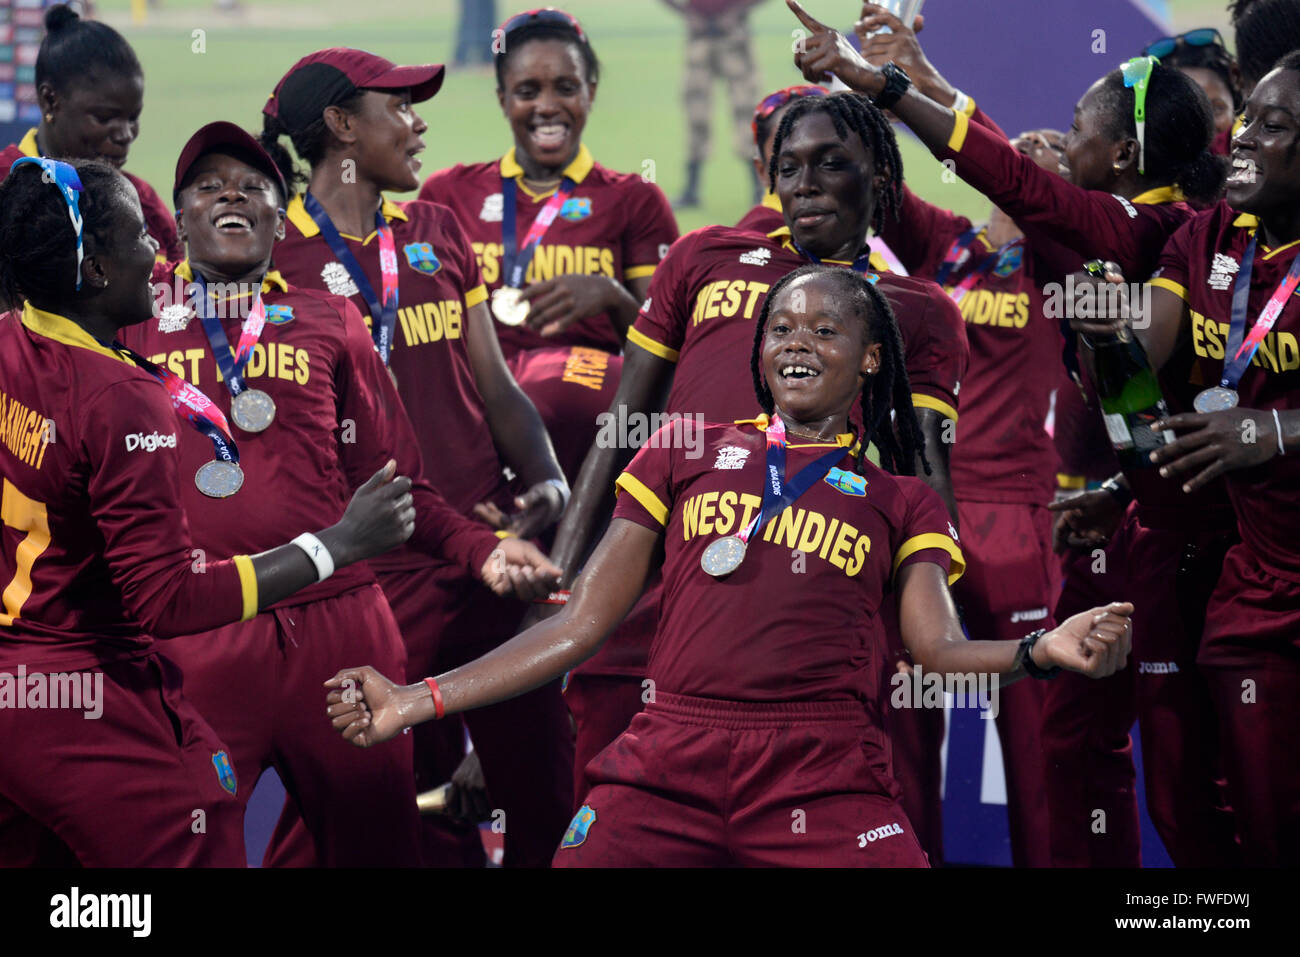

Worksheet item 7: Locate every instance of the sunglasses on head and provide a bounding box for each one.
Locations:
[10,156,86,290]
[752,85,827,138]
[500,7,586,42]
[1121,55,1158,176]
[1142,28,1223,60]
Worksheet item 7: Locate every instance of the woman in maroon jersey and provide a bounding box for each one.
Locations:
[812,0,1244,868]
[258,47,573,867]
[419,8,678,482]
[326,265,1133,867]
[0,4,181,262]
[0,157,421,866]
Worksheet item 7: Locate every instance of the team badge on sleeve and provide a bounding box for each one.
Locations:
[265,304,295,325]
[824,467,867,496]
[561,805,596,848]
[993,244,1024,278]
[403,242,442,276]
[560,197,592,222]
[212,751,237,796]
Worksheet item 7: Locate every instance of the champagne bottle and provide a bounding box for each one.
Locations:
[1092,327,1176,470]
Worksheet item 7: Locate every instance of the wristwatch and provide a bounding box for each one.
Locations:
[1018,629,1060,680]
[1100,476,1133,509]
[874,62,912,111]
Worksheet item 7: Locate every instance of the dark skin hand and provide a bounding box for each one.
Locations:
[311,89,567,540]
[1048,485,1128,552]
[326,275,1134,745]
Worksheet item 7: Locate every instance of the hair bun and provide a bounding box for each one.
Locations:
[44,3,82,33]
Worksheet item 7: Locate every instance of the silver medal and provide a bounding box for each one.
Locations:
[231,388,276,433]
[195,460,245,499]
[1192,386,1239,414]
[491,286,529,326]
[700,535,747,577]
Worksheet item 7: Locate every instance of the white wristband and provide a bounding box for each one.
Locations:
[1274,408,1286,456]
[291,532,335,582]
[545,477,571,511]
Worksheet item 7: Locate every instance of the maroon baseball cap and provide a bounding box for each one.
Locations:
[173,121,288,205]
[264,48,445,135]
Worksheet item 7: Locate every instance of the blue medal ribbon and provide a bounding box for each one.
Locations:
[740,416,850,544]
[302,192,399,364]
[500,176,577,289]
[192,272,257,399]
[1220,233,1300,390]
[791,238,879,284]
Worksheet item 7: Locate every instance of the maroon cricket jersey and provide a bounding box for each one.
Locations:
[0,304,256,672]
[631,224,968,425]
[0,129,183,262]
[273,195,508,573]
[937,111,1195,282]
[880,186,1063,504]
[122,263,498,601]
[1151,204,1300,583]
[613,417,964,703]
[419,145,678,358]
[735,192,785,234]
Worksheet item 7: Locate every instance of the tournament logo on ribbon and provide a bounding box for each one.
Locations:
[403,242,442,276]
[212,750,237,796]
[561,805,596,848]
[824,467,867,497]
[265,304,295,325]
[560,197,592,222]
[993,244,1024,278]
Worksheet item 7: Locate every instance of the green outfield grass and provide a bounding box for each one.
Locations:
[93,0,1232,233]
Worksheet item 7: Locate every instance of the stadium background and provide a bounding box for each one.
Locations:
[73,0,1230,866]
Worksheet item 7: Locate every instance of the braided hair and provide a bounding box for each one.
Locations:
[1235,0,1300,89]
[766,92,904,236]
[0,159,124,308]
[258,90,366,195]
[749,264,929,477]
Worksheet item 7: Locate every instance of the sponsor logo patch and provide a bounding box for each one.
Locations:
[321,261,359,298]
[157,304,194,334]
[480,192,504,222]
[857,822,904,846]
[1208,253,1240,292]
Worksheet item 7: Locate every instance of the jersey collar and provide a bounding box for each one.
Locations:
[766,226,890,273]
[175,260,289,295]
[735,413,855,448]
[17,128,38,157]
[499,144,594,199]
[760,190,782,212]
[286,194,409,242]
[20,302,132,364]
[1131,185,1184,206]
[1231,212,1300,258]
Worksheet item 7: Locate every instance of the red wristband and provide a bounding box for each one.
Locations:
[534,589,571,605]
[424,677,445,719]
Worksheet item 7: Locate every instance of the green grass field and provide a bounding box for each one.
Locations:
[93,0,1233,232]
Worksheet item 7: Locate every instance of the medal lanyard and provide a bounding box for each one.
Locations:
[1221,233,1300,390]
[734,414,848,547]
[935,228,981,286]
[791,238,880,283]
[303,192,399,365]
[106,340,241,467]
[501,176,576,289]
[945,238,1023,304]
[192,271,268,399]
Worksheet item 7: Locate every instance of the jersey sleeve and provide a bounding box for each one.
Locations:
[893,479,965,585]
[879,185,972,279]
[620,180,680,281]
[612,424,678,532]
[417,166,456,205]
[332,296,499,576]
[902,283,969,423]
[431,204,489,311]
[938,112,1165,277]
[967,101,1009,141]
[1148,216,1197,303]
[81,377,254,637]
[626,230,705,363]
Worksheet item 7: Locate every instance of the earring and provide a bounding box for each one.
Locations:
[43,114,52,122]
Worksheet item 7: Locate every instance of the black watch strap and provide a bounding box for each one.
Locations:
[1019,629,1060,679]
[874,62,912,111]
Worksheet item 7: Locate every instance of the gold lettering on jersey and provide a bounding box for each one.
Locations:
[395,300,464,348]
[1190,314,1300,372]
[471,242,616,286]
[561,347,610,391]
[690,280,771,326]
[146,344,313,387]
[957,290,1029,328]
[0,391,52,470]
[679,493,871,577]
